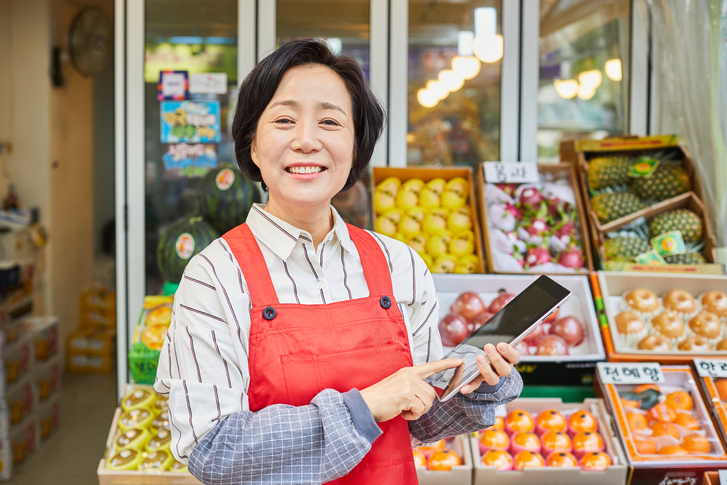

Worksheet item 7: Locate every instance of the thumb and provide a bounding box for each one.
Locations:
[412,358,463,380]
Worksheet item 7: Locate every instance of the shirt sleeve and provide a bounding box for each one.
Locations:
[154,241,378,483]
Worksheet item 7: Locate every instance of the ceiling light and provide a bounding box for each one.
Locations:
[473,34,503,63]
[417,88,438,108]
[438,69,465,92]
[577,84,596,100]
[605,58,622,81]
[451,56,481,80]
[578,69,602,89]
[554,79,579,99]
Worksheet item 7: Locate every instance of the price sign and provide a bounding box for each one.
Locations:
[719,469,727,485]
[484,162,541,184]
[694,359,727,378]
[597,362,665,384]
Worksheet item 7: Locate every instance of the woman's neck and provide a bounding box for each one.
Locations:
[263,196,334,250]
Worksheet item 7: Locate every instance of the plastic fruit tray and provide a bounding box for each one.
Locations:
[415,435,473,485]
[470,398,627,485]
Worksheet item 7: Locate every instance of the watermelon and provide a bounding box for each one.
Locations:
[157,214,219,283]
[196,165,261,234]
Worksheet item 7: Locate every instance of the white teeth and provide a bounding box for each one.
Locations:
[288,166,323,174]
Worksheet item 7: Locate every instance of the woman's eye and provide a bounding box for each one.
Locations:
[321,119,340,126]
[275,119,294,124]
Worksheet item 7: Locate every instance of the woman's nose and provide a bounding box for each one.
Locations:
[291,118,322,153]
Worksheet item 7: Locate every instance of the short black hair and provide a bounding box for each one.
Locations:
[232,38,386,192]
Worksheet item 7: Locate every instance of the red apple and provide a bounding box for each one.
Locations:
[438,313,469,347]
[488,291,516,314]
[549,316,584,347]
[536,335,569,356]
[471,312,494,331]
[451,292,487,321]
[522,324,546,347]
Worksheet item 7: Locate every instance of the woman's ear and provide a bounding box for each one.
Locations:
[250,136,260,169]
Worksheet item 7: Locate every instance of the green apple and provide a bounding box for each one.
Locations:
[374,190,396,215]
[441,189,466,211]
[449,232,475,257]
[422,208,449,235]
[375,177,401,196]
[447,207,472,232]
[419,187,441,209]
[432,256,457,273]
[426,231,453,258]
[406,234,427,255]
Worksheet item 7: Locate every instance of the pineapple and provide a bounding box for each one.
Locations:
[603,237,652,262]
[591,193,645,224]
[630,164,691,201]
[664,252,706,265]
[588,156,635,191]
[649,209,703,244]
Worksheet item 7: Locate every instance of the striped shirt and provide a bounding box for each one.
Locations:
[154,204,522,484]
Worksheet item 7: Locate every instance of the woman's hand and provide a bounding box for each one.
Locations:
[359,359,462,422]
[460,342,520,394]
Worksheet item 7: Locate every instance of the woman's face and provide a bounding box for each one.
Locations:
[251,64,355,213]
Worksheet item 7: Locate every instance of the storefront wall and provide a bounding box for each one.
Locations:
[115,0,651,392]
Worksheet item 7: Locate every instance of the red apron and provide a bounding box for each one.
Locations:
[223,223,418,484]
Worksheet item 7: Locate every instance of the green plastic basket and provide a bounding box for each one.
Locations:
[128,342,161,385]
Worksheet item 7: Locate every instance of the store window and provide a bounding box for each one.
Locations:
[538,0,631,161]
[144,0,238,293]
[408,1,502,167]
[276,0,371,77]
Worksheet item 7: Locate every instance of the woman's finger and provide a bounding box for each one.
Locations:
[487,347,512,377]
[460,375,484,394]
[496,342,521,364]
[478,349,501,386]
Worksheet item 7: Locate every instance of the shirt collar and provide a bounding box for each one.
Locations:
[246,204,356,260]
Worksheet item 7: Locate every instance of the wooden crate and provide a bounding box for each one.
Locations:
[476,162,594,273]
[371,166,486,273]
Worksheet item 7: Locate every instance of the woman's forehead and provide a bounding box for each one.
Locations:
[269,64,351,113]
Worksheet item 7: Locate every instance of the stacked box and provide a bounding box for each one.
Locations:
[68,289,116,373]
[414,435,473,485]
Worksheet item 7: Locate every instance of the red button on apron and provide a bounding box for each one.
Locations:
[224,223,418,484]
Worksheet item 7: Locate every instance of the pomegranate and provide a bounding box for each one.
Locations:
[489,290,516,314]
[451,292,487,321]
[471,312,494,331]
[525,245,552,267]
[522,324,546,347]
[519,188,546,212]
[515,341,530,356]
[536,335,570,356]
[438,314,469,346]
[550,316,585,347]
[558,246,584,269]
[545,308,560,323]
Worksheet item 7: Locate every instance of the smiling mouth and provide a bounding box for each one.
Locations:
[286,166,326,174]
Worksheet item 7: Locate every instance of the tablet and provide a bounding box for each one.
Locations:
[430,275,571,402]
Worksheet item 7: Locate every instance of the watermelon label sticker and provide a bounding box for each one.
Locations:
[628,157,660,179]
[651,231,686,256]
[175,233,195,260]
[216,169,235,191]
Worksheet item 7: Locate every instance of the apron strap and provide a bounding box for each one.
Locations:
[346,224,395,298]
[222,223,280,307]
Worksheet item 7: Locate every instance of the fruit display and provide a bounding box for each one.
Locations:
[598,193,714,268]
[470,398,627,485]
[481,164,591,273]
[598,272,727,361]
[599,365,727,484]
[99,386,192,479]
[433,275,604,369]
[413,435,472,485]
[128,296,174,385]
[372,168,482,274]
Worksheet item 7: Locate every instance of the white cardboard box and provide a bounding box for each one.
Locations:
[416,435,473,485]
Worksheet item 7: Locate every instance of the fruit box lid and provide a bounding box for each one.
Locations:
[597,365,727,466]
[563,135,681,155]
[433,273,605,362]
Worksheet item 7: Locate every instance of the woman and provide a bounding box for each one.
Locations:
[155,39,522,484]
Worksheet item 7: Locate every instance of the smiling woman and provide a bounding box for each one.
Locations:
[154,38,522,485]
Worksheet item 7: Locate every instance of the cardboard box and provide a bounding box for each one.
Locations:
[23,316,59,363]
[597,365,727,485]
[433,273,605,386]
[82,309,117,329]
[4,375,37,426]
[67,350,113,373]
[703,471,720,485]
[9,414,39,467]
[476,162,594,273]
[98,407,202,485]
[81,288,116,313]
[37,393,60,443]
[470,398,628,485]
[67,327,115,356]
[559,136,721,274]
[34,354,61,403]
[371,166,486,274]
[2,332,34,391]
[416,435,472,485]
[598,271,727,363]
[691,360,727,456]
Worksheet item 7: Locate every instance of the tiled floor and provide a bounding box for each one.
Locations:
[8,372,117,484]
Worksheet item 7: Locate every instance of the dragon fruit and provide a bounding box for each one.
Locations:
[558,245,584,269]
[547,199,572,220]
[512,247,526,268]
[525,245,552,267]
[521,203,551,237]
[518,187,546,212]
[496,183,519,197]
[504,203,523,222]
